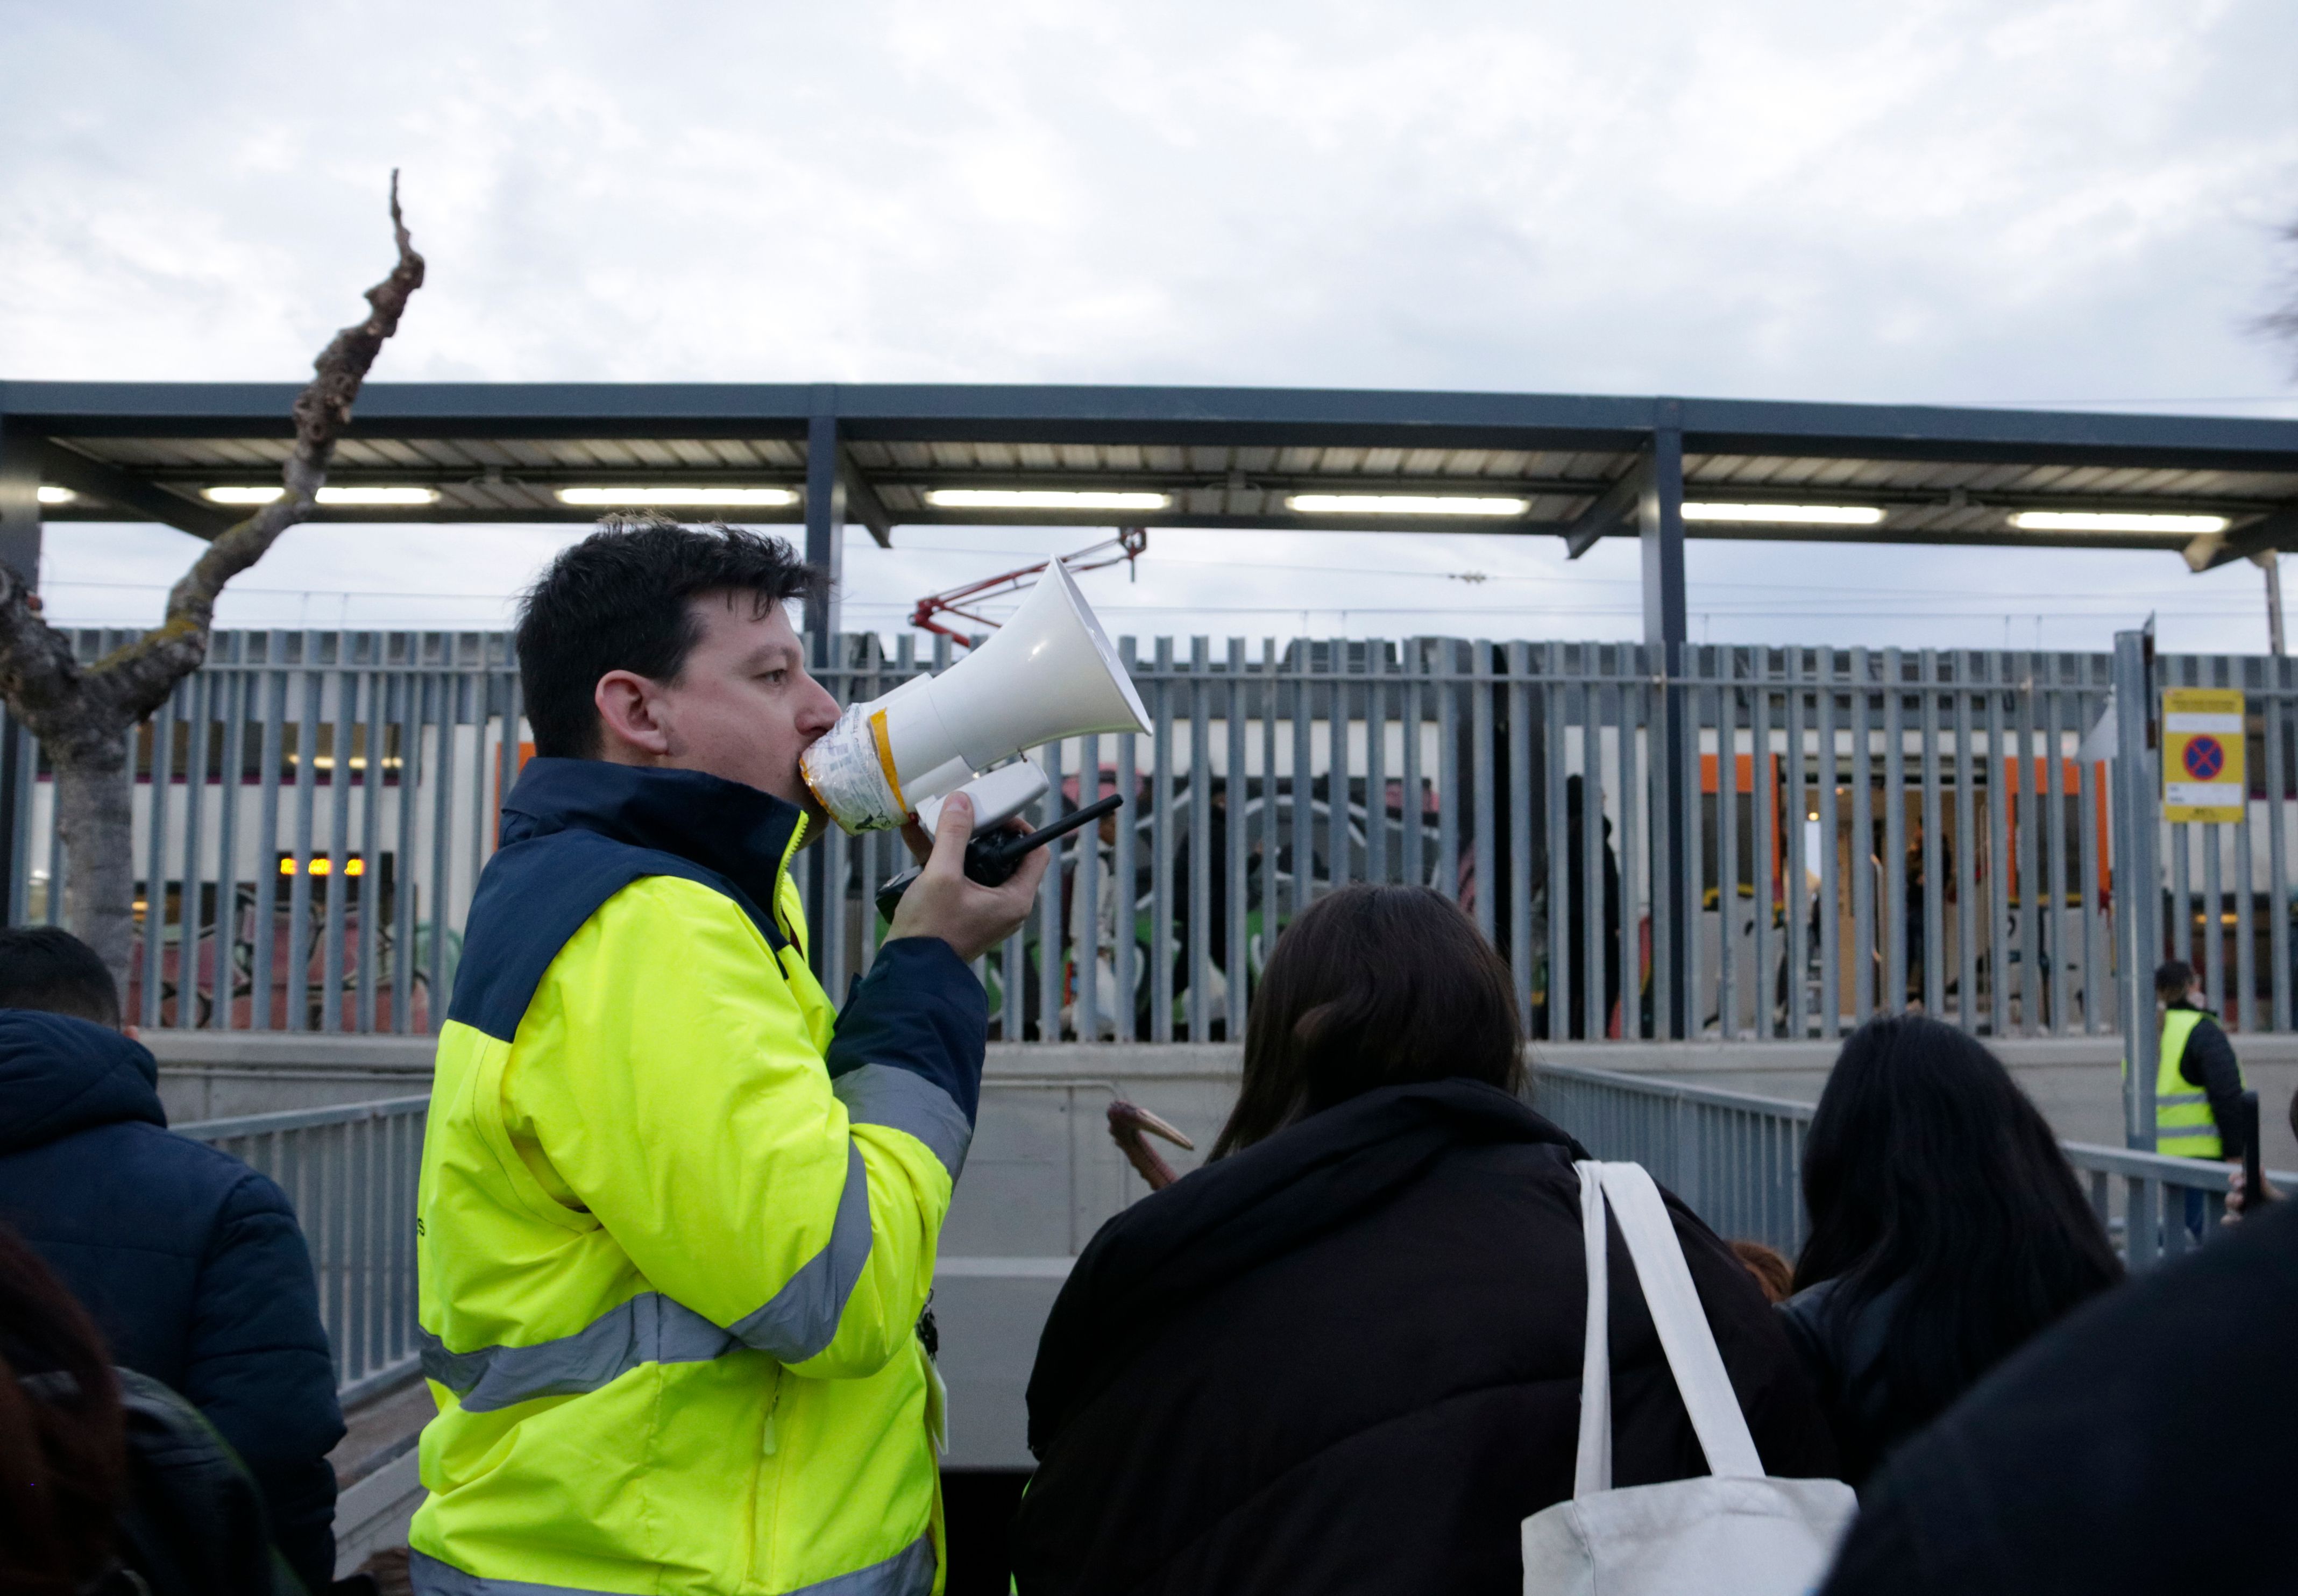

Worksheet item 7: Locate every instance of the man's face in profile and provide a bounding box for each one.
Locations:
[637,592,841,822]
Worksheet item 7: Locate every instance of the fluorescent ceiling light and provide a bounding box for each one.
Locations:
[321,486,438,505]
[2008,510,2229,534]
[925,488,1171,511]
[203,485,439,506]
[557,486,798,507]
[1682,502,1885,526]
[36,486,75,505]
[1287,494,1528,517]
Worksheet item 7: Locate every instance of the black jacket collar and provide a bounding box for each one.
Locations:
[501,757,807,917]
[1027,1078,1581,1458]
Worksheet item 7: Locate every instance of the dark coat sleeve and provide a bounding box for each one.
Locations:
[2179,1016,2247,1159]
[181,1170,345,1594]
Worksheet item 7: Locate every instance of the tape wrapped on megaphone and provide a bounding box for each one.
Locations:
[800,559,1151,834]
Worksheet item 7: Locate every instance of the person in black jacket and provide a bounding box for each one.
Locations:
[0,927,343,1592]
[1011,884,1835,1596]
[1777,1014,2122,1489]
[1820,1188,2298,1595]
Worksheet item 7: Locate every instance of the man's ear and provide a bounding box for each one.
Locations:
[595,670,673,761]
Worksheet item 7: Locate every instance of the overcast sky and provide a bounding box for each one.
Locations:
[5,0,2297,652]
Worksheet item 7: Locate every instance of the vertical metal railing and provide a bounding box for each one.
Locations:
[11,629,519,1035]
[5,629,2294,1046]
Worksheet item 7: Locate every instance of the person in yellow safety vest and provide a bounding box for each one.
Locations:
[2147,959,2249,1238]
[407,522,1048,1596]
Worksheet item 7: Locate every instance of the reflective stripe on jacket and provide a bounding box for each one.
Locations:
[2155,1008,2221,1159]
[409,758,985,1596]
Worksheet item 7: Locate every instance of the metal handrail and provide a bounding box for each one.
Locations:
[1537,1060,2292,1273]
[176,1094,432,1141]
[1538,1063,1817,1122]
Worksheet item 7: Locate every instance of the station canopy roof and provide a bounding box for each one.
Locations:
[8,381,2298,568]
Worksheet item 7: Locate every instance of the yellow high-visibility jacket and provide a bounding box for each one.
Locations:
[2155,1006,2234,1158]
[408,758,983,1596]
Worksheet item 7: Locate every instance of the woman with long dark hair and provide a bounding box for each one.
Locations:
[1782,1013,2123,1487]
[1011,884,1836,1595]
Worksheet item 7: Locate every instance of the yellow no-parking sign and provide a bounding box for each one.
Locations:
[2162,687,2246,823]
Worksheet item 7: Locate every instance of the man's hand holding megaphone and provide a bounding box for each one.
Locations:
[886,792,1050,963]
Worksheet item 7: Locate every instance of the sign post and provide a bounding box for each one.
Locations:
[2161,687,2246,824]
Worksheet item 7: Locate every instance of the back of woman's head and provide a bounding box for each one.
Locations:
[0,1224,126,1593]
[1211,884,1523,1158]
[1795,1014,2120,1424]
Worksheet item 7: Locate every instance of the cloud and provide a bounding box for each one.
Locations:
[6,0,2297,654]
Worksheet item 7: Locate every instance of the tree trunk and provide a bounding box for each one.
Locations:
[53,734,137,1005]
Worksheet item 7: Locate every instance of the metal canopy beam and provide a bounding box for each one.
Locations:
[1640,421,1688,650]
[0,419,40,583]
[838,448,893,550]
[803,414,845,656]
[2183,508,2298,572]
[34,440,237,541]
[8,381,2296,472]
[1563,459,1646,558]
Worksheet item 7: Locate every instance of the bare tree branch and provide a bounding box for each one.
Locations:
[88,171,427,718]
[0,562,88,742]
[0,173,425,989]
[2262,217,2298,373]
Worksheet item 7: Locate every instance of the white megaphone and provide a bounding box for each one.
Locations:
[800,559,1150,834]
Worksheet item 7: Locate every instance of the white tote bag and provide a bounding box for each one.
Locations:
[1520,1161,1856,1596]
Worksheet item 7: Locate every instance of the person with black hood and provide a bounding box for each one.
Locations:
[1010,883,1835,1595]
[0,927,342,1592]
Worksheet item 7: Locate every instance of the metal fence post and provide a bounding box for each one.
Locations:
[2113,628,2161,1149]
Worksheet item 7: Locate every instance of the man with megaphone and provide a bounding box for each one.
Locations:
[407,521,1049,1596]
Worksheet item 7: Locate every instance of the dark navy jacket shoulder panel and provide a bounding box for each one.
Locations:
[448,829,784,1043]
[450,757,808,1043]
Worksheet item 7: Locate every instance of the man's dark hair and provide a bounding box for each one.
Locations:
[0,927,121,1027]
[2154,959,2196,1003]
[515,519,814,758]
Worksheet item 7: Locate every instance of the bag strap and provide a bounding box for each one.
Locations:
[1570,1161,1766,1496]
[1572,1162,1613,1496]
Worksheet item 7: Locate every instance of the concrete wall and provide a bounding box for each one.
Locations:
[149,1032,435,1125]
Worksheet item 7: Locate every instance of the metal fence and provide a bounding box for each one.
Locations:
[15,627,2298,1048]
[1539,1060,2278,1269]
[813,636,2298,1049]
[176,1095,429,1403]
